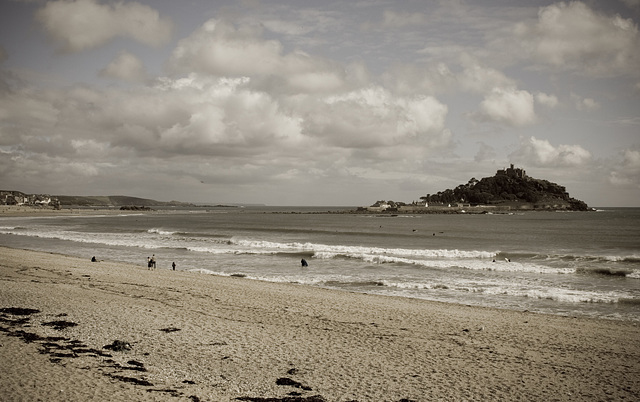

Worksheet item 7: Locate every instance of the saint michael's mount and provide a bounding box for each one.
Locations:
[364,165,590,214]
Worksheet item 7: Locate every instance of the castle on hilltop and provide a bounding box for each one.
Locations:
[496,164,526,179]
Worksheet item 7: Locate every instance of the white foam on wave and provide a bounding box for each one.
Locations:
[232,238,497,259]
[485,287,625,304]
[187,268,225,275]
[185,267,632,306]
[147,228,176,236]
[379,278,627,304]
[628,271,640,279]
[186,245,282,255]
[315,251,573,274]
[0,226,168,249]
[0,226,571,275]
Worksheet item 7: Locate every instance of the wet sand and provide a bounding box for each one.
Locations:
[1,246,638,401]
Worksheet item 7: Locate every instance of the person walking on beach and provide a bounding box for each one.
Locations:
[151,254,156,269]
[172,261,176,271]
[147,257,151,269]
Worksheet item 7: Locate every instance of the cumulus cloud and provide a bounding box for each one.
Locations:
[507,1,640,76]
[471,87,536,127]
[169,19,347,94]
[571,93,600,111]
[609,148,640,187]
[381,63,455,95]
[457,57,516,94]
[382,58,514,96]
[0,70,453,199]
[474,142,497,163]
[510,136,592,167]
[36,0,173,52]
[302,86,450,149]
[99,51,147,82]
[535,92,559,108]
[169,19,282,76]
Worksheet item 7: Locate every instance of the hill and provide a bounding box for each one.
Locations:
[55,195,194,207]
[420,165,589,211]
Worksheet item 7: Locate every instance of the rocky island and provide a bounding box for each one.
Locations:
[362,165,590,214]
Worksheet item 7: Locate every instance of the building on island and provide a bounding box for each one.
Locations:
[496,164,526,179]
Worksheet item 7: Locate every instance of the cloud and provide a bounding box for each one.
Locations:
[302,86,450,149]
[621,0,640,9]
[169,19,347,94]
[0,71,453,199]
[99,51,147,82]
[571,93,600,111]
[507,1,640,76]
[609,148,640,187]
[169,19,282,76]
[471,87,536,127]
[535,92,559,108]
[382,58,514,96]
[380,10,428,28]
[510,136,592,167]
[36,0,173,52]
[474,142,497,163]
[381,62,456,95]
[456,60,515,94]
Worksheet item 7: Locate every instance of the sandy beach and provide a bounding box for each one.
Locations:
[0,246,638,401]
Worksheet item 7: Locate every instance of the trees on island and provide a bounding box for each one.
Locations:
[419,171,588,210]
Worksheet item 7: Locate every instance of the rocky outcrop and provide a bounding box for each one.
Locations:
[418,165,589,211]
[368,165,590,212]
[119,205,154,211]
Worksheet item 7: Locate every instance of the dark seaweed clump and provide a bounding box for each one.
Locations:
[42,320,78,330]
[0,306,202,400]
[103,340,132,351]
[0,307,41,316]
[159,327,181,333]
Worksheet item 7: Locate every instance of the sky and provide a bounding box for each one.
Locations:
[0,0,639,207]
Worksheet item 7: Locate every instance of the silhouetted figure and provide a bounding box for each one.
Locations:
[172,261,176,271]
[301,258,308,267]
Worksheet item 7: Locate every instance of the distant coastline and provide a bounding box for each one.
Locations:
[1,163,593,216]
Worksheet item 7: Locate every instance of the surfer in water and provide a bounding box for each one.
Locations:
[301,258,308,267]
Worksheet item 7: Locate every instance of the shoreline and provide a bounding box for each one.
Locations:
[0,204,599,218]
[1,246,638,401]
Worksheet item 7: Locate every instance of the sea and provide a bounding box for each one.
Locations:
[1,206,639,322]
